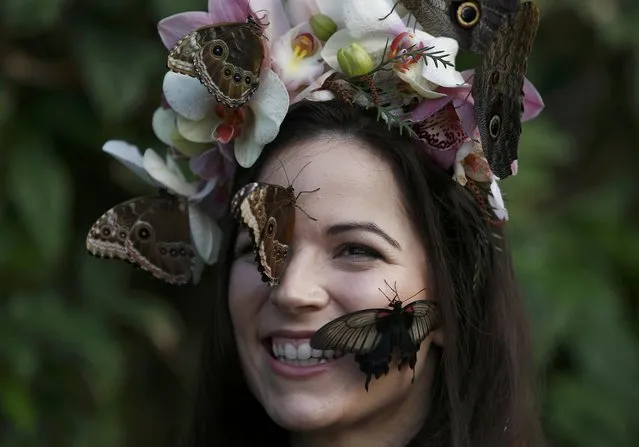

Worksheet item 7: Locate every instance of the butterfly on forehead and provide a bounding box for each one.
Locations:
[398,0,519,54]
[472,1,539,179]
[86,190,195,285]
[230,161,319,287]
[167,15,265,108]
[310,281,441,391]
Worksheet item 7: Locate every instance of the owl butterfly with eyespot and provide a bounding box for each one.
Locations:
[86,192,195,285]
[310,281,441,391]
[472,1,539,179]
[167,15,265,108]
[230,162,319,287]
[399,0,519,54]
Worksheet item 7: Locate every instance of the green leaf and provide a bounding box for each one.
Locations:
[150,0,206,18]
[73,27,163,121]
[6,136,72,264]
[0,377,37,434]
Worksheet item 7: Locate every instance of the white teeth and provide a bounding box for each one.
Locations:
[270,339,345,362]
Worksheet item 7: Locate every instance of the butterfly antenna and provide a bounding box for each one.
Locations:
[406,287,427,301]
[379,1,400,21]
[275,157,292,186]
[294,204,318,222]
[378,287,393,303]
[291,160,313,185]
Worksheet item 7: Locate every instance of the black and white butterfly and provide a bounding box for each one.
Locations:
[310,281,441,391]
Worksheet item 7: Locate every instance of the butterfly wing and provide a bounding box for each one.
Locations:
[86,197,157,260]
[472,2,539,179]
[400,0,519,53]
[125,195,195,285]
[231,182,296,286]
[168,20,264,108]
[403,300,441,346]
[310,309,388,354]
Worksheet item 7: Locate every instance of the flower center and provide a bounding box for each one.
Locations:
[291,33,317,60]
[213,104,246,143]
[389,32,424,72]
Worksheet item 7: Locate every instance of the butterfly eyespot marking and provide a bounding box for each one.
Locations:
[160,247,168,255]
[489,115,501,139]
[137,227,151,240]
[223,67,233,78]
[100,226,112,237]
[244,74,252,85]
[490,71,500,85]
[180,248,187,256]
[233,72,242,84]
[266,220,276,235]
[455,2,481,28]
[212,44,224,57]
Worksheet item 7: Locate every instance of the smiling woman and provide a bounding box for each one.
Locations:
[182,100,544,447]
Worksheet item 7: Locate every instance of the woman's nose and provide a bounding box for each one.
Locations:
[268,248,329,314]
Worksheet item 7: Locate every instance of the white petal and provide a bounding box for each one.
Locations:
[315,0,346,26]
[188,203,222,265]
[102,140,155,185]
[235,71,290,168]
[163,71,215,121]
[343,0,402,37]
[292,69,337,103]
[251,0,291,42]
[152,108,178,146]
[421,37,465,87]
[321,29,390,73]
[285,0,319,26]
[176,113,218,143]
[142,149,197,197]
[488,180,509,221]
[395,62,446,98]
[191,254,206,285]
[165,153,187,182]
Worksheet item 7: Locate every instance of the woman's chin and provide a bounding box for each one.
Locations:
[265,398,344,432]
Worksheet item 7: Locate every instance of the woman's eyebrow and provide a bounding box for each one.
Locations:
[325,221,402,250]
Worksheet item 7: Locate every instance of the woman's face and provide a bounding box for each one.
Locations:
[229,134,442,438]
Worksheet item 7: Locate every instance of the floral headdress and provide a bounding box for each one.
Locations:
[95,0,544,284]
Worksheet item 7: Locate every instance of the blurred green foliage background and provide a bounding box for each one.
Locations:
[0,0,637,446]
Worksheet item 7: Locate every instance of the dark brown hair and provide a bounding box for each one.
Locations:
[181,100,543,447]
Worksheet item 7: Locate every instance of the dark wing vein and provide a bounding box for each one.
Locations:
[406,300,440,345]
[310,309,384,354]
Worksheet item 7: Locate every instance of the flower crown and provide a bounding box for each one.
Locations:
[91,0,544,284]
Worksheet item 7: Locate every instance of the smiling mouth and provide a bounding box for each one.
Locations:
[263,337,345,367]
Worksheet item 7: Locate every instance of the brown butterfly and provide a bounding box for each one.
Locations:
[472,1,539,179]
[167,16,265,108]
[86,192,195,285]
[399,0,519,54]
[230,163,319,287]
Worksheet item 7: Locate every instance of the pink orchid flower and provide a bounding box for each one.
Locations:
[158,0,253,49]
[412,69,545,138]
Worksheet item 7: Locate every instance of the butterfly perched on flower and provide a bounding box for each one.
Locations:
[310,281,441,391]
[85,190,195,285]
[167,15,266,108]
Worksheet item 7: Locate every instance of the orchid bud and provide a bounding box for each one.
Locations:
[337,43,375,77]
[310,13,337,41]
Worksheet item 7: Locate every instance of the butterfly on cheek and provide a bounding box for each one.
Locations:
[310,280,441,391]
[85,192,195,285]
[399,0,519,54]
[472,1,540,179]
[167,15,265,108]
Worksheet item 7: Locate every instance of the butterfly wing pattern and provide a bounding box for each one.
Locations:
[310,295,441,391]
[231,182,297,286]
[86,194,195,285]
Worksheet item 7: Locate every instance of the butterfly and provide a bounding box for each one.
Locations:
[310,281,441,391]
[472,1,539,179]
[399,0,519,54]
[167,16,265,108]
[230,162,319,287]
[86,191,195,285]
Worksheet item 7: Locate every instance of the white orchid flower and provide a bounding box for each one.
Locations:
[102,140,223,270]
[321,0,465,98]
[162,69,289,168]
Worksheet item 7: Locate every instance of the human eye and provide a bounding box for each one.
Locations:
[334,243,384,261]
